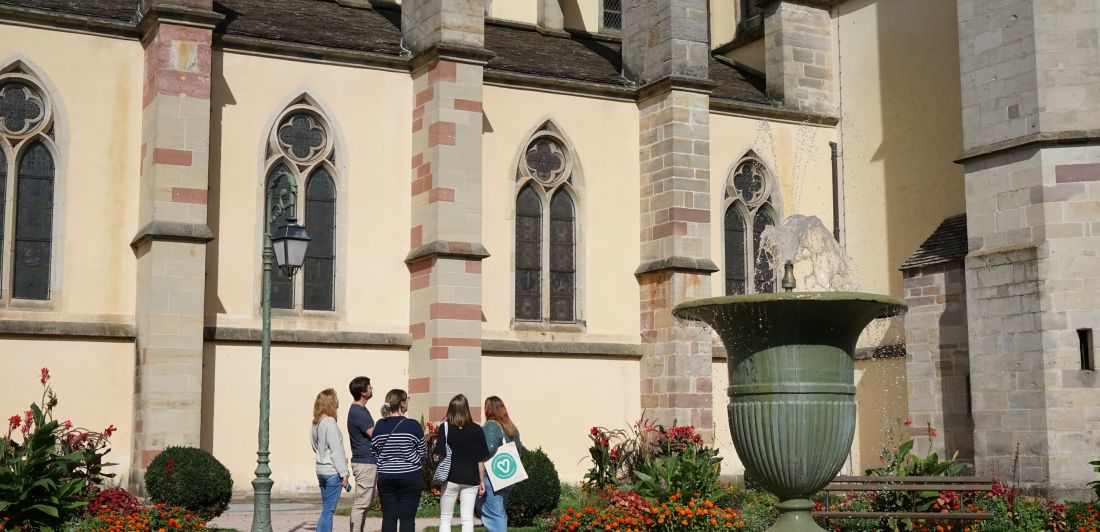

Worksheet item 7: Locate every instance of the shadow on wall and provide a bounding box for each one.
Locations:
[873,0,966,296]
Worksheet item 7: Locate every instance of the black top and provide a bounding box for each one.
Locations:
[347,403,376,464]
[434,422,490,486]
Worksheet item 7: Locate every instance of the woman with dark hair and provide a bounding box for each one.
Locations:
[310,388,349,532]
[433,394,490,532]
[370,389,427,532]
[477,395,522,531]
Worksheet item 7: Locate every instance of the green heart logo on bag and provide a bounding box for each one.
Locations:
[492,454,517,479]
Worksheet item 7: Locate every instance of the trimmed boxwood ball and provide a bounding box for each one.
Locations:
[144,446,233,520]
[507,447,561,527]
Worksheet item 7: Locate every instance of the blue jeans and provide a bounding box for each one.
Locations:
[476,475,511,532]
[316,473,343,532]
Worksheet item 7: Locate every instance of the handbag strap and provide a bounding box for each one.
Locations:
[380,417,408,457]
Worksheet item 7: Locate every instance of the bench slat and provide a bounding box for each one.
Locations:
[814,511,993,521]
[824,483,992,492]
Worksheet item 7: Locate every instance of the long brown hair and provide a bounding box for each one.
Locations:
[484,396,517,438]
[312,388,339,424]
[445,394,473,427]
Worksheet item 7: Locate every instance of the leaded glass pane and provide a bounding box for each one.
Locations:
[515,186,541,321]
[602,0,622,30]
[277,114,326,161]
[304,169,336,311]
[0,84,45,136]
[0,148,6,297]
[266,166,295,309]
[753,208,776,293]
[13,141,53,300]
[549,191,575,322]
[724,205,746,296]
[733,160,766,204]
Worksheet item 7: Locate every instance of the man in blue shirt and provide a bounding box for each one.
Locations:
[347,376,377,532]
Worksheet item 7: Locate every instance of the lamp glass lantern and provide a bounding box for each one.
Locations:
[271,218,311,278]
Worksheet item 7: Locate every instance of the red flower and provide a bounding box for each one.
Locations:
[7,415,19,431]
[590,427,599,436]
[40,367,50,384]
[930,427,939,437]
[903,418,913,426]
[104,424,117,438]
[21,410,32,433]
[62,419,72,430]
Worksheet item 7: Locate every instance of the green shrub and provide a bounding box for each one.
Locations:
[631,445,722,501]
[507,447,560,527]
[144,446,232,520]
[1090,459,1100,501]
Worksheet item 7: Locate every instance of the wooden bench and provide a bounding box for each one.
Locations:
[813,475,995,524]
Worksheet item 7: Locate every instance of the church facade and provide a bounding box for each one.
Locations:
[0,0,1094,498]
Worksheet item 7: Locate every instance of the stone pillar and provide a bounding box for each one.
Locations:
[902,261,973,464]
[537,0,565,34]
[129,1,220,492]
[761,0,835,115]
[957,0,1100,498]
[403,0,491,422]
[624,0,718,441]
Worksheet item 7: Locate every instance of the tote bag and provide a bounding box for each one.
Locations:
[431,422,452,487]
[487,439,527,491]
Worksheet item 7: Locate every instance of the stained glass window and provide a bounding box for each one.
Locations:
[515,185,542,321]
[549,190,575,322]
[13,141,53,300]
[266,165,295,309]
[724,205,747,296]
[304,168,335,311]
[753,208,775,293]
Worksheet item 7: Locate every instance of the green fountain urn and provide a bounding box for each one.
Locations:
[672,264,906,532]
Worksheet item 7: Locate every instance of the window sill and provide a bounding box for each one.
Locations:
[511,320,586,334]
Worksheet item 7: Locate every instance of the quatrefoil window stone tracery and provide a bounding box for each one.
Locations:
[0,83,46,136]
[731,160,768,206]
[525,138,567,183]
[277,113,327,163]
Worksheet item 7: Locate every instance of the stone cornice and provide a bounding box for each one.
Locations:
[711,97,838,125]
[204,326,411,347]
[635,257,720,276]
[637,74,718,100]
[405,241,491,264]
[409,43,496,74]
[483,70,636,101]
[0,320,136,339]
[482,339,641,358]
[138,3,224,39]
[215,34,410,73]
[0,4,138,40]
[130,221,215,249]
[955,130,1100,165]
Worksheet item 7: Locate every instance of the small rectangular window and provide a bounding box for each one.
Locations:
[1080,328,1095,371]
[602,0,622,32]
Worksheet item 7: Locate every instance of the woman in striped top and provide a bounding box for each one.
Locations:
[370,389,427,532]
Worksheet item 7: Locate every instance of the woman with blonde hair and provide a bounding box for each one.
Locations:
[310,388,350,532]
[476,396,522,531]
[432,394,489,532]
[370,389,427,532]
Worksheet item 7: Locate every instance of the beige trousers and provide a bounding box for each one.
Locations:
[350,463,378,532]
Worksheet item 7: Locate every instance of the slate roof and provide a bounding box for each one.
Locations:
[899,213,968,270]
[0,0,771,104]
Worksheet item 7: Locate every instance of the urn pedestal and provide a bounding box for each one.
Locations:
[674,292,906,532]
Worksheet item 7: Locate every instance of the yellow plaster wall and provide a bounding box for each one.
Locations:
[481,354,640,482]
[854,356,909,473]
[202,343,408,494]
[0,339,135,482]
[710,360,745,478]
[481,85,640,343]
[711,0,738,49]
[207,51,411,334]
[723,39,766,74]
[562,0,601,33]
[490,1,538,25]
[709,114,838,296]
[836,0,965,297]
[0,25,141,320]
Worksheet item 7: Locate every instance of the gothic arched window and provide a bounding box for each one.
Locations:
[514,127,579,323]
[263,101,339,312]
[724,156,778,295]
[0,70,57,302]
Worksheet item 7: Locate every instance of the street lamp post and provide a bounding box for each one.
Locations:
[252,178,310,532]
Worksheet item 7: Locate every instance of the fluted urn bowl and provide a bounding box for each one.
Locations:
[673,291,906,532]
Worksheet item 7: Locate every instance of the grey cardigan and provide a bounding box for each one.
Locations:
[310,415,349,477]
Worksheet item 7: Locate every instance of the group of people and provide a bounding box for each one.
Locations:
[310,376,522,532]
